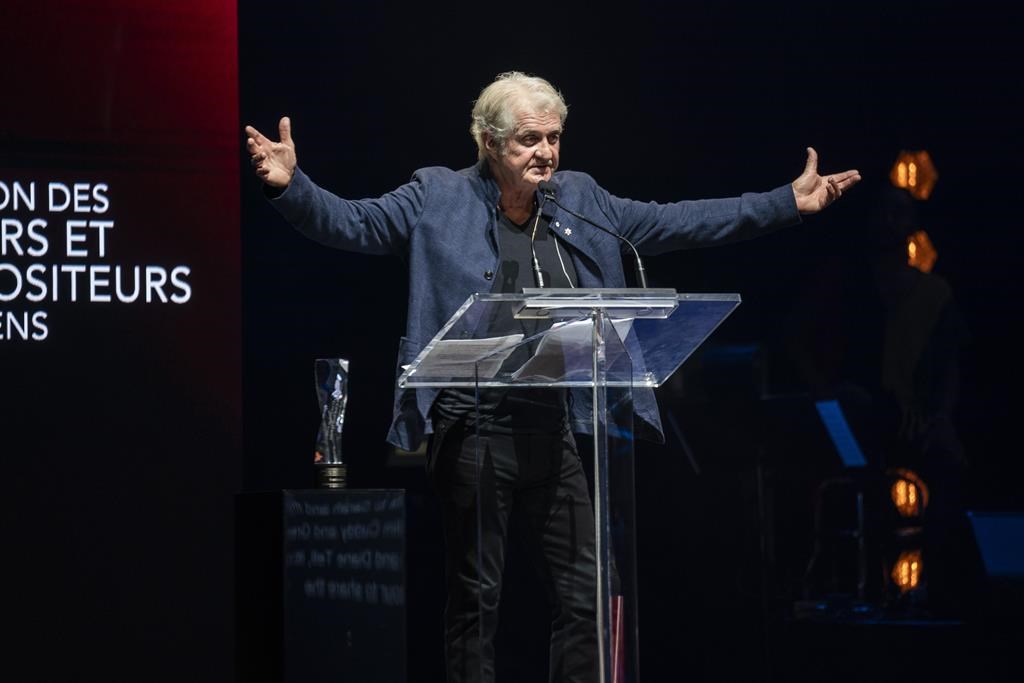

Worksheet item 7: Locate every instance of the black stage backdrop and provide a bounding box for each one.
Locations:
[240,0,1024,501]
[2,1,240,680]
[238,1,1023,680]
[3,0,1023,680]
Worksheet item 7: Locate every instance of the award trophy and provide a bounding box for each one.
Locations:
[313,358,349,489]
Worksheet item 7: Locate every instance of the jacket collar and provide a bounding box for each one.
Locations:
[470,158,501,209]
[470,159,564,218]
[466,161,602,266]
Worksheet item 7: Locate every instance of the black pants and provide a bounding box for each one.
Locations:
[428,419,598,683]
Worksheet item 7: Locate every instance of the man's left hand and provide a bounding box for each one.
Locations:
[792,147,861,214]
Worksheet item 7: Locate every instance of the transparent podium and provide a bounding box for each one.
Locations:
[398,288,741,683]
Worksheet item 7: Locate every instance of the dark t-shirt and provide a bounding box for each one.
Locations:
[433,207,578,433]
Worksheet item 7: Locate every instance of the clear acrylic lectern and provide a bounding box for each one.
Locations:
[397,288,741,683]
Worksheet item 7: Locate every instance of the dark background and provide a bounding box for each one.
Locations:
[3,0,1022,680]
[241,0,1023,503]
[238,1,1023,680]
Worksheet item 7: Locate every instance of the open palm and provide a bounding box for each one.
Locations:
[245,116,297,188]
[791,147,861,214]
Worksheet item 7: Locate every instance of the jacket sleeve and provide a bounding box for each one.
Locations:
[267,167,427,256]
[596,181,802,256]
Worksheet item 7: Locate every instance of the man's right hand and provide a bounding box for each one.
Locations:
[245,116,297,188]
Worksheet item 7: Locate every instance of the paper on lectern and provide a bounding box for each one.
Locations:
[411,334,525,379]
[511,318,634,382]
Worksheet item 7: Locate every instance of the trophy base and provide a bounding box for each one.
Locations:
[315,463,348,489]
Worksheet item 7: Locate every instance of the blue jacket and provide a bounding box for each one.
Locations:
[270,161,800,451]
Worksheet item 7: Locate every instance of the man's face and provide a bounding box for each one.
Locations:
[487,110,561,193]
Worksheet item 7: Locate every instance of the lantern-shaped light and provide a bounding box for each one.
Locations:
[906,229,937,273]
[891,549,924,594]
[889,150,939,200]
[890,468,930,519]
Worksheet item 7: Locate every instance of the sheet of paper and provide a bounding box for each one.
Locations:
[511,318,634,381]
[411,334,525,379]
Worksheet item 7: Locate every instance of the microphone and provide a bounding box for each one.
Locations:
[529,187,554,288]
[538,181,649,288]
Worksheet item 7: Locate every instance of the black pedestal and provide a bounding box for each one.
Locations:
[235,489,407,683]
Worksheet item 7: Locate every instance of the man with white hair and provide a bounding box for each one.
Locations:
[246,70,860,682]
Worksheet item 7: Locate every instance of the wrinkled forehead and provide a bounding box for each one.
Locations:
[512,109,563,135]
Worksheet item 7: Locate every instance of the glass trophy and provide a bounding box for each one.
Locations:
[313,358,349,488]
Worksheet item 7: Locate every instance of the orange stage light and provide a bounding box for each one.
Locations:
[889,150,939,200]
[906,229,937,273]
[889,468,930,519]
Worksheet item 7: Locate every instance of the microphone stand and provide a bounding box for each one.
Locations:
[538,184,649,288]
[529,192,552,288]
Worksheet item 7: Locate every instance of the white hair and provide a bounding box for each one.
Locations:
[470,71,568,160]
